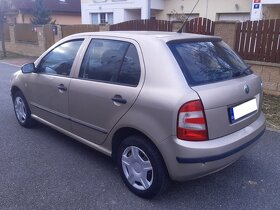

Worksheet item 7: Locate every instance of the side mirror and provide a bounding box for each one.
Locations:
[21,63,35,74]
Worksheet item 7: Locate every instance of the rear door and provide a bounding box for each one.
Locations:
[169,40,263,139]
[68,38,144,144]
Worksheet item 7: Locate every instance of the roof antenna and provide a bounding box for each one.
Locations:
[177,0,200,33]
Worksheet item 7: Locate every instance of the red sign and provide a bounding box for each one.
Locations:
[254,0,261,3]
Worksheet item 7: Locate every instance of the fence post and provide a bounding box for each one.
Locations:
[3,24,16,53]
[8,24,15,45]
[55,25,63,43]
[36,26,47,53]
[214,21,239,49]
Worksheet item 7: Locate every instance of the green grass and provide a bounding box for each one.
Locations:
[263,94,280,130]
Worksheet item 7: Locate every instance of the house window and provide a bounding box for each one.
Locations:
[107,13,113,24]
[91,13,114,24]
[100,13,106,24]
[92,14,98,24]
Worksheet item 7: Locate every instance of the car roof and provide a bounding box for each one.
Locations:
[68,31,221,43]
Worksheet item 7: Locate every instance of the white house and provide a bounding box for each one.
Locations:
[81,0,164,24]
[81,0,280,25]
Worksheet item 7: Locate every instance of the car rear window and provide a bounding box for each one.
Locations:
[168,40,252,86]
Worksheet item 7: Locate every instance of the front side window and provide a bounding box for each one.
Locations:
[79,39,141,86]
[168,40,252,86]
[38,40,83,76]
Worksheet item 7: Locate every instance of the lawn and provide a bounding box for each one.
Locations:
[263,94,280,130]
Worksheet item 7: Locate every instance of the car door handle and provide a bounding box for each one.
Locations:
[57,84,67,91]
[112,95,127,104]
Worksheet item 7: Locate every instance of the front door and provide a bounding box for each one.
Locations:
[69,38,144,144]
[28,39,84,131]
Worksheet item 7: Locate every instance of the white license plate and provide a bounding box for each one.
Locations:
[229,98,258,123]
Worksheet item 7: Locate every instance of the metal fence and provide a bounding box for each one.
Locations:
[61,24,99,38]
[14,24,38,44]
[235,19,280,63]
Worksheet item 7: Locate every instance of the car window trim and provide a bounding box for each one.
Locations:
[72,77,139,88]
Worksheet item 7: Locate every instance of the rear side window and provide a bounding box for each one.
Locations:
[79,39,141,86]
[168,41,252,86]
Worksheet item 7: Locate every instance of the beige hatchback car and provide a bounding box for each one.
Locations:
[11,31,265,198]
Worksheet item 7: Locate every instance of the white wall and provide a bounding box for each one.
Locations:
[124,9,141,21]
[262,0,280,3]
[218,13,250,21]
[151,0,164,10]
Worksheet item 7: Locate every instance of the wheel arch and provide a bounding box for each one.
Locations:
[111,127,169,177]
[11,86,22,98]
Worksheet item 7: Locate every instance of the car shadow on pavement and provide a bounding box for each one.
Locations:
[34,122,114,165]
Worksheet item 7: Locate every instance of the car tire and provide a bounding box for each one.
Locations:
[117,135,169,198]
[13,91,35,128]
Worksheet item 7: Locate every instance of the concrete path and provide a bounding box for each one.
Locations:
[0,56,37,67]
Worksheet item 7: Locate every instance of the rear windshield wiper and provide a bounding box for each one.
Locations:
[233,65,252,77]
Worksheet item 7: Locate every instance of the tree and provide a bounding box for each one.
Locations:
[30,0,52,25]
[0,0,10,57]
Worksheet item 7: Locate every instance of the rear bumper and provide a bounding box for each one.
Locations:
[158,112,266,181]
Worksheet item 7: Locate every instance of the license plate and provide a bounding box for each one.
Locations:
[229,98,258,123]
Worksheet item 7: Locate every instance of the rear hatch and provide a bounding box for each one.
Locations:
[168,39,263,139]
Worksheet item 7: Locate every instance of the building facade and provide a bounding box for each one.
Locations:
[81,0,164,24]
[159,0,252,22]
[81,0,280,24]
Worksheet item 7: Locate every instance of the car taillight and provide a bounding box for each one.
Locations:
[177,100,208,141]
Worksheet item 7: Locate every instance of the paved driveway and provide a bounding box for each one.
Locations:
[0,62,279,210]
